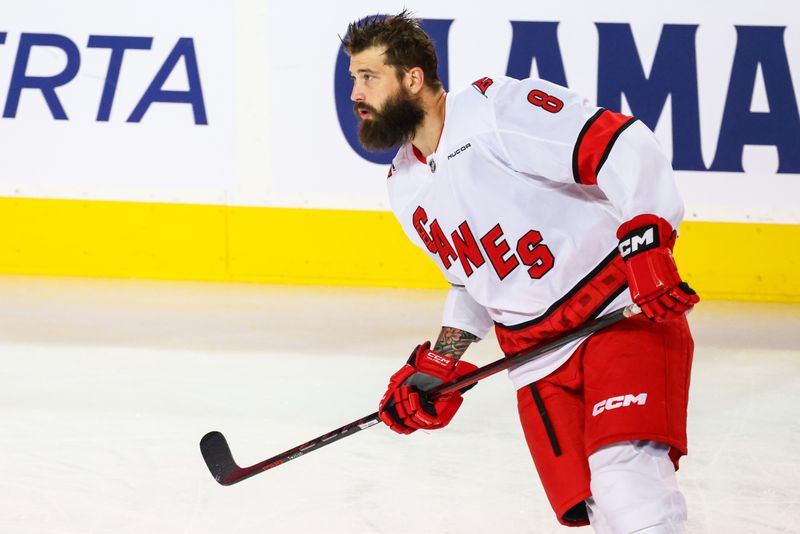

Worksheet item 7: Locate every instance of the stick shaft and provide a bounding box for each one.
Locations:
[431,304,639,396]
[201,304,639,484]
[217,413,381,484]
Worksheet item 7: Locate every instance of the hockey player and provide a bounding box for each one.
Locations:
[343,12,699,534]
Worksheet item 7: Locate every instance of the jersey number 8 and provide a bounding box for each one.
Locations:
[527,89,564,113]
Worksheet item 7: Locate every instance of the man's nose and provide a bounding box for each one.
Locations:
[351,83,364,102]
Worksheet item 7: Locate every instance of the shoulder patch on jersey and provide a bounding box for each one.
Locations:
[471,77,494,97]
[387,163,395,178]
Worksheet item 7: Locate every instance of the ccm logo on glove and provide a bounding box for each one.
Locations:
[425,350,452,367]
[618,226,657,258]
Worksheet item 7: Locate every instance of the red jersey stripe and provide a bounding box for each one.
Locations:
[572,109,637,185]
[494,251,628,356]
[411,145,427,164]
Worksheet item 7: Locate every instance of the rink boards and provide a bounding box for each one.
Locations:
[1,197,798,302]
[0,1,798,301]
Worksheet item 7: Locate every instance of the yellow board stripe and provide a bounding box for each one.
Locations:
[1,197,798,302]
[675,220,800,302]
[1,197,229,280]
[227,205,442,287]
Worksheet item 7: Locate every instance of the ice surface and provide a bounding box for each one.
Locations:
[0,275,798,533]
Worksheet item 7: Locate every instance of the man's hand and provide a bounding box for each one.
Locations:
[617,214,699,322]
[378,342,478,434]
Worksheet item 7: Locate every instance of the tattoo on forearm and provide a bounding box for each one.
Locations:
[434,327,479,360]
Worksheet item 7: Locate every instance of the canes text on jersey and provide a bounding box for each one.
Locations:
[412,206,555,281]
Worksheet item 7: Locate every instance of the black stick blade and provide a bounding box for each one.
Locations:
[200,431,242,485]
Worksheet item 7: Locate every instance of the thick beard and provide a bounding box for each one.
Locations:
[355,87,426,152]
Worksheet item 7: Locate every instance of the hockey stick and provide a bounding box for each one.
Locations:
[200,303,640,485]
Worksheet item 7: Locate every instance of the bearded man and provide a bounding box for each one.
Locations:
[342,11,699,534]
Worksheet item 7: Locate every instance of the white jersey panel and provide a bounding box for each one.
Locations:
[596,120,685,228]
[442,285,494,340]
[490,76,597,184]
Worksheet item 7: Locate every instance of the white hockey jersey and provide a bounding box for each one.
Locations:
[387,75,684,389]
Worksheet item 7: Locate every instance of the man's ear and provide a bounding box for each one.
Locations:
[405,66,425,95]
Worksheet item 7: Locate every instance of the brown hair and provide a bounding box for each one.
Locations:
[341,10,443,91]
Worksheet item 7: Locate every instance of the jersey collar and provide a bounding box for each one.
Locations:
[411,93,447,165]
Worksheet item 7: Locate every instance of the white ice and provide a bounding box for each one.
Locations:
[0,275,798,533]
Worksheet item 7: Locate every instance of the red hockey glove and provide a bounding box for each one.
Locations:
[617,214,700,322]
[378,342,478,435]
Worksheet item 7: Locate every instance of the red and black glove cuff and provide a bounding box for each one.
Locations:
[616,214,676,260]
